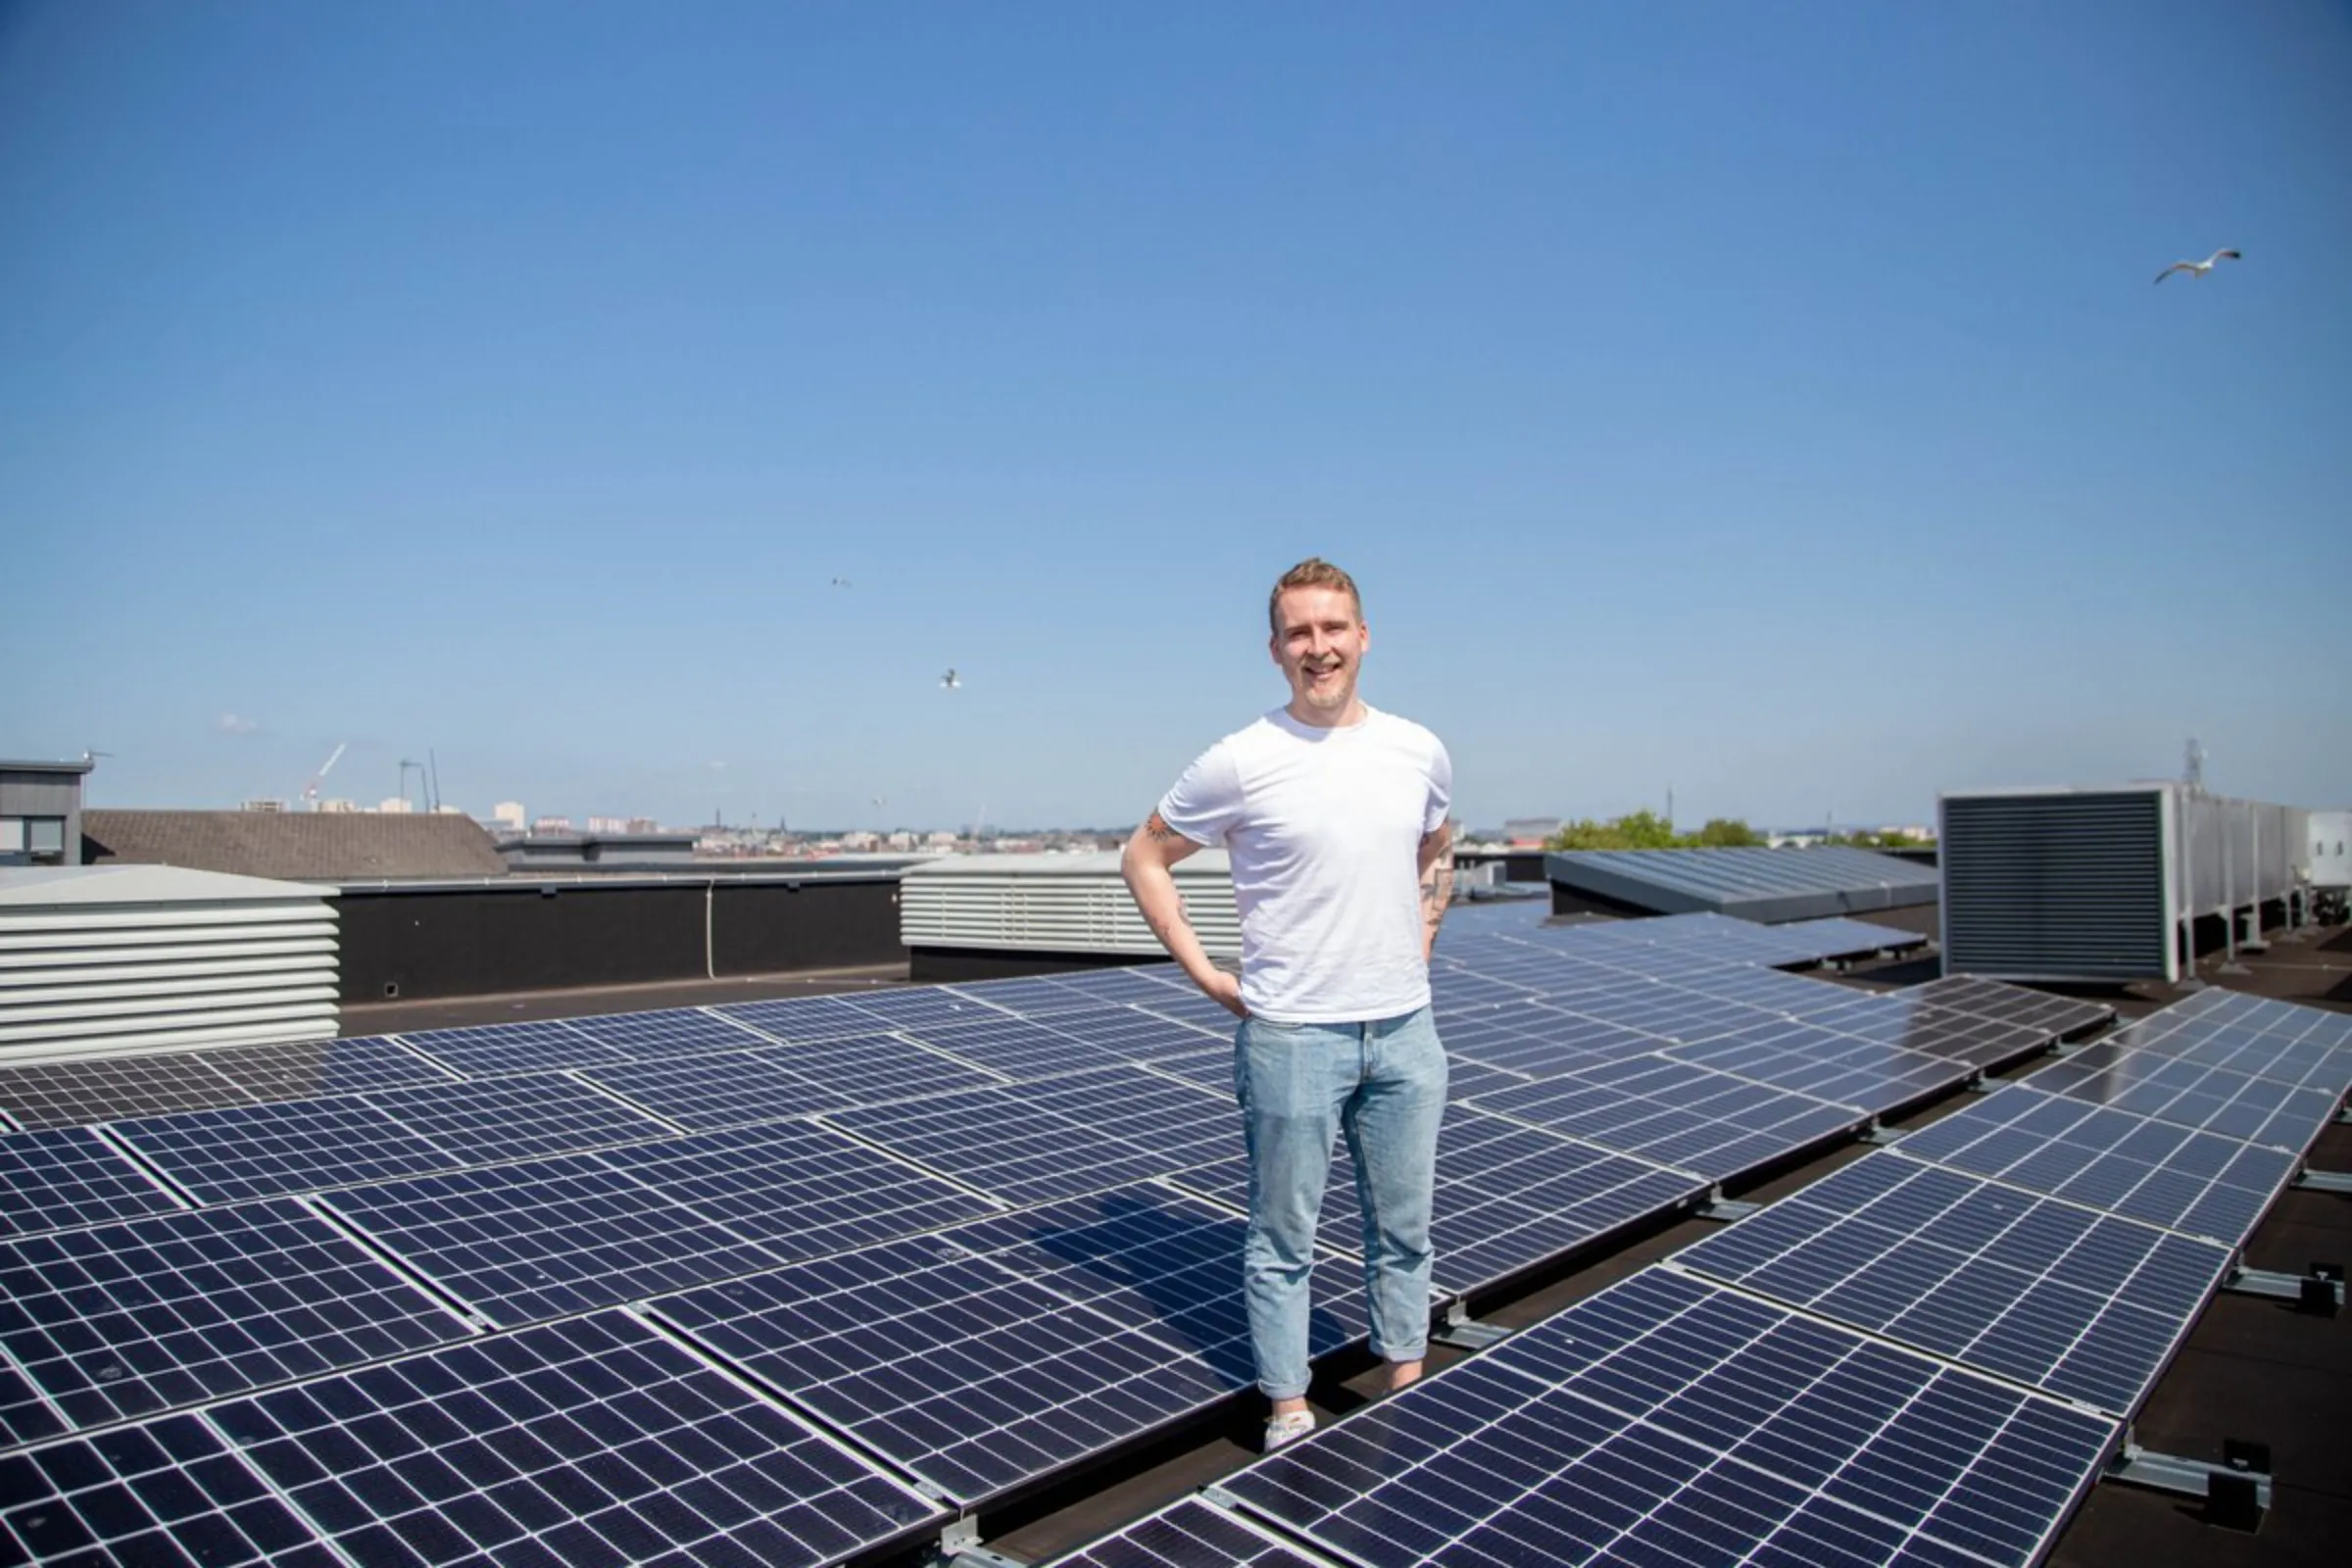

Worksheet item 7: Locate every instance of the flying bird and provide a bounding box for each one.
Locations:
[2154,248,2241,284]
[831,576,853,589]
[940,668,961,690]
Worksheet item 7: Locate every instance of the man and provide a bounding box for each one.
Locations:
[1121,557,1454,1453]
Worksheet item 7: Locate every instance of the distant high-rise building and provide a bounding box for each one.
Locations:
[625,816,660,834]
[492,802,526,832]
[378,797,414,815]
[532,815,573,834]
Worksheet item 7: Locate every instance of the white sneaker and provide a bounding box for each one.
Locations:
[1263,1410,1316,1453]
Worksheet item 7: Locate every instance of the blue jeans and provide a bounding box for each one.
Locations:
[1234,1005,1446,1400]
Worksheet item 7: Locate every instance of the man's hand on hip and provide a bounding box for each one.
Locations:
[1200,969,1247,1018]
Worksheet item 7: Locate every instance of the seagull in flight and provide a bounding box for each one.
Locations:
[2154,248,2241,284]
[830,576,853,590]
[940,668,961,690]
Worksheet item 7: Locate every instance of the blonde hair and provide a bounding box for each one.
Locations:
[1267,558,1362,636]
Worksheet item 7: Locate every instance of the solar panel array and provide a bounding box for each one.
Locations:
[1546,844,1942,921]
[1210,1266,2120,1568]
[1054,955,2349,1566]
[4,905,2339,1567]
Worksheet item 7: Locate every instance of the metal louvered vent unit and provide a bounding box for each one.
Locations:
[1939,785,2309,983]
[899,851,1240,959]
[0,865,341,1063]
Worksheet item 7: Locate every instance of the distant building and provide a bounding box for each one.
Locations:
[83,809,508,881]
[240,799,288,813]
[1502,816,1561,847]
[531,815,573,834]
[0,757,93,867]
[586,815,628,834]
[497,832,699,872]
[492,802,526,833]
[316,799,361,814]
[378,797,414,815]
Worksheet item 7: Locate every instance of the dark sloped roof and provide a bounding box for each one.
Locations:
[81,810,508,881]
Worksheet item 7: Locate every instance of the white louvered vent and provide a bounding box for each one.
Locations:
[1939,791,2169,982]
[900,852,1240,958]
[0,867,340,1063]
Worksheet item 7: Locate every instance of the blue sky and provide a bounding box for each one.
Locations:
[5,1,2346,832]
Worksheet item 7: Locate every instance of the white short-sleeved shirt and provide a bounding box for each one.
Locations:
[1156,705,1451,1023]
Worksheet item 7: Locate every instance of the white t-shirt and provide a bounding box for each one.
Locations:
[1156,705,1451,1023]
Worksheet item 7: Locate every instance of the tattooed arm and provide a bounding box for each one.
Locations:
[1120,810,1245,1015]
[1416,820,1455,962]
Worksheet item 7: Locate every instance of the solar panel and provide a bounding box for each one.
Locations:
[392,1018,626,1078]
[2105,1001,2352,1095]
[2024,1041,2343,1152]
[2168,985,2352,1052]
[1162,1108,1706,1298]
[366,1074,674,1162]
[766,1030,1013,1106]
[0,1200,474,1432]
[823,1066,1238,1206]
[1647,962,1858,1013]
[0,1125,183,1239]
[1799,988,2062,1068]
[1426,967,1548,1016]
[1468,1056,1866,1183]
[1037,1006,1223,1060]
[716,992,946,1042]
[1903,975,2116,1042]
[591,1121,999,1261]
[1124,987,1252,1034]
[1545,848,1940,924]
[660,1240,1232,1505]
[945,976,1129,1017]
[1672,1152,2234,1415]
[1437,1056,1532,1103]
[316,1153,784,1327]
[1540,984,1788,1047]
[656,1187,1361,1508]
[829,986,1008,1032]
[1219,1266,2119,1568]
[203,1036,459,1102]
[1662,1020,1973,1116]
[548,1006,773,1057]
[580,1037,1004,1130]
[947,1184,1368,1364]
[0,1415,342,1566]
[893,1014,1114,1079]
[112,1098,466,1205]
[1054,1495,1345,1568]
[0,1361,61,1451]
[110,1075,675,1204]
[1033,966,1195,1004]
[1435,1004,1664,1077]
[204,1309,947,1568]
[0,1052,256,1130]
[1891,1085,2301,1245]
[1778,914,1935,960]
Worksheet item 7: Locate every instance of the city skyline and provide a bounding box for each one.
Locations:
[6,4,2346,828]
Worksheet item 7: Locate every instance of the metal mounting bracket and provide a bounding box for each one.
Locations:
[937,1514,1026,1568]
[2107,1440,2271,1532]
[1432,1316,1512,1350]
[2223,1263,2342,1314]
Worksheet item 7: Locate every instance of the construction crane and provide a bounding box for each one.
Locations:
[302,743,348,809]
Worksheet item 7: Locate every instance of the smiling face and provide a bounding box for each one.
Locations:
[1270,584,1369,726]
